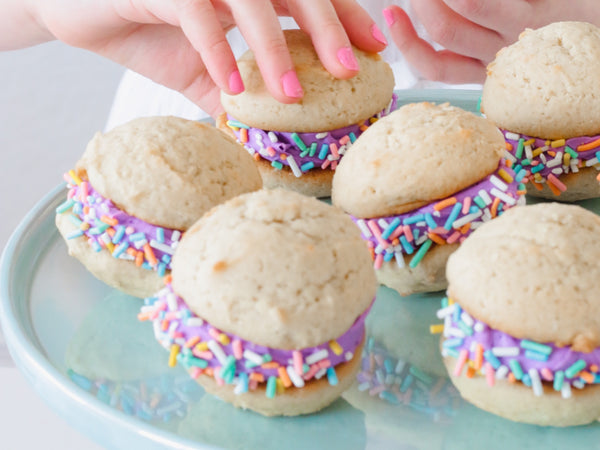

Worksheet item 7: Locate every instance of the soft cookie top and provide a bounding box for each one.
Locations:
[447,202,600,352]
[220,29,395,132]
[171,188,377,350]
[482,21,600,139]
[75,116,262,230]
[332,102,505,218]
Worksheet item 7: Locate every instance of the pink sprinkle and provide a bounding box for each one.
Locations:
[67,189,76,199]
[249,380,258,391]
[266,147,276,157]
[331,160,338,171]
[185,336,200,348]
[367,220,389,249]
[431,227,450,236]
[208,328,221,340]
[459,236,467,243]
[192,350,213,360]
[172,331,184,339]
[329,143,339,158]
[388,225,404,240]
[318,359,331,369]
[403,225,413,242]
[462,197,472,214]
[484,362,495,387]
[321,159,331,170]
[540,368,554,381]
[232,339,243,360]
[367,240,375,248]
[63,173,72,183]
[125,226,135,235]
[214,368,224,386]
[446,231,462,244]
[453,349,469,376]
[547,173,567,192]
[80,181,89,202]
[293,351,304,376]
[189,367,202,379]
[303,364,320,381]
[339,135,350,145]
[374,253,384,269]
[369,385,385,396]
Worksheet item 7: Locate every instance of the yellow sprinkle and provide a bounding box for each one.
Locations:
[564,153,571,166]
[329,340,343,356]
[169,344,180,367]
[534,173,543,182]
[218,333,230,346]
[448,298,455,305]
[369,117,378,124]
[531,148,545,158]
[195,342,209,352]
[551,139,566,148]
[430,324,445,334]
[276,378,285,394]
[523,139,536,146]
[497,168,514,183]
[106,242,115,253]
[80,222,90,231]
[68,169,82,185]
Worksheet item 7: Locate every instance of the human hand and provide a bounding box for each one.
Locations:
[26,0,387,117]
[383,0,598,85]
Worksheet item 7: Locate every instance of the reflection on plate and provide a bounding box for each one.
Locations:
[2,89,600,449]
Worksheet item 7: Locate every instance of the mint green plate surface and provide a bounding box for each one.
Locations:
[2,89,600,449]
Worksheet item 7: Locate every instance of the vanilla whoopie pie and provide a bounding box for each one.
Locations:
[219,29,395,198]
[482,21,600,201]
[56,116,262,298]
[140,188,377,416]
[332,102,526,296]
[439,203,600,426]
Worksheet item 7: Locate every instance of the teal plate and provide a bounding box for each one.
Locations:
[2,89,600,449]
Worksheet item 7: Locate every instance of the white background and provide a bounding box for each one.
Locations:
[0,41,124,449]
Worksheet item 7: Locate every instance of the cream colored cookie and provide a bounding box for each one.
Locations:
[443,355,600,427]
[482,21,600,139]
[526,166,600,201]
[56,213,163,298]
[255,157,334,198]
[221,29,394,132]
[376,243,458,297]
[194,339,364,417]
[76,116,262,230]
[332,102,505,218]
[447,202,600,351]
[171,188,377,350]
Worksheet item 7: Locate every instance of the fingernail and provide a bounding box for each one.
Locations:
[281,70,303,98]
[337,47,359,71]
[228,69,244,94]
[383,8,396,27]
[371,23,388,46]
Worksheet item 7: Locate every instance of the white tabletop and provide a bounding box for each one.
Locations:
[0,40,124,449]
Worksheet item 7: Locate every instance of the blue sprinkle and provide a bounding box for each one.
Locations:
[161,254,171,264]
[425,213,437,230]
[381,217,402,240]
[157,262,167,277]
[483,350,501,369]
[129,232,146,241]
[530,164,544,174]
[68,370,93,391]
[453,304,462,323]
[112,242,129,258]
[400,373,414,392]
[238,373,249,393]
[442,338,464,348]
[112,225,125,244]
[90,240,102,252]
[383,358,395,374]
[349,132,357,143]
[383,251,394,262]
[469,206,480,214]
[327,367,338,386]
[156,228,165,243]
[142,262,153,270]
[524,350,549,362]
[380,390,400,405]
[67,230,85,240]
[444,202,463,230]
[56,198,76,214]
[226,120,249,129]
[521,373,532,387]
[318,143,329,160]
[68,214,84,227]
[403,214,425,225]
[399,235,414,254]
[301,161,315,172]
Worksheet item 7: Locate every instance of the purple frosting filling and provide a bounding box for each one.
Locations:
[350,160,526,269]
[439,300,600,394]
[143,282,370,388]
[226,94,398,175]
[58,176,181,274]
[501,129,600,184]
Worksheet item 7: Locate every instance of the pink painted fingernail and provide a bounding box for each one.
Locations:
[371,23,388,45]
[228,69,244,94]
[337,47,359,71]
[281,70,303,98]
[383,8,396,27]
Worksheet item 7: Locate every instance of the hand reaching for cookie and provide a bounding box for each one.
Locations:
[384,0,600,85]
[4,0,386,116]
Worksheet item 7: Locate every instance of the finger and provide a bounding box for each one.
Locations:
[442,0,532,37]
[230,0,303,103]
[409,0,504,62]
[286,0,359,79]
[332,0,388,52]
[384,6,486,84]
[175,0,244,95]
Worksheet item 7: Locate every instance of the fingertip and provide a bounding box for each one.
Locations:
[280,70,304,102]
[228,69,245,95]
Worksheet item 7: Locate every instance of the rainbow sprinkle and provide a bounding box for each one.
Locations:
[226,95,397,177]
[433,297,600,398]
[352,159,526,270]
[57,172,182,273]
[502,130,600,195]
[139,278,370,398]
